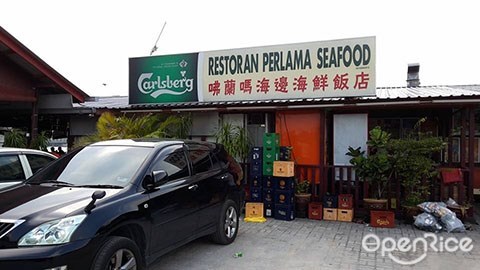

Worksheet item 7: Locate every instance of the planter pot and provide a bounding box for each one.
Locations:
[295,193,311,218]
[363,198,388,210]
[402,205,422,224]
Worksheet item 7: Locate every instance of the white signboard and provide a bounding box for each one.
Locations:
[199,36,375,102]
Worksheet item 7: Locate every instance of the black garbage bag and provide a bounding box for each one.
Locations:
[414,212,443,232]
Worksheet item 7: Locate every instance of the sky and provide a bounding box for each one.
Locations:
[1,0,479,97]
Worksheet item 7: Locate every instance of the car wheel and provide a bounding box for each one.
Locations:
[91,236,143,270]
[211,199,239,245]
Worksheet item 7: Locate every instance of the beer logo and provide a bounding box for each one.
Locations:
[137,59,194,98]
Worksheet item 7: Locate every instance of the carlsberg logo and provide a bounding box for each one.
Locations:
[137,73,194,98]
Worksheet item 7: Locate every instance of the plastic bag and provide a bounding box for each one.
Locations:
[440,213,466,233]
[414,213,443,232]
[446,197,460,208]
[417,202,452,217]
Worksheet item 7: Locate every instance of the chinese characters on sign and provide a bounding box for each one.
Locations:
[207,72,371,96]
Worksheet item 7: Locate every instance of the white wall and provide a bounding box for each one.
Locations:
[333,114,368,166]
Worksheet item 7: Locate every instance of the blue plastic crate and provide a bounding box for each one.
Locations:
[274,177,295,191]
[263,188,274,203]
[323,194,338,208]
[250,187,263,202]
[262,175,274,189]
[250,176,262,188]
[274,190,295,205]
[264,202,274,217]
[250,147,263,163]
[274,204,295,221]
[250,163,262,177]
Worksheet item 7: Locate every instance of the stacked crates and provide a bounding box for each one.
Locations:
[262,175,274,217]
[337,194,354,222]
[249,147,263,202]
[273,161,295,221]
[248,133,297,221]
[262,133,279,176]
[323,194,338,221]
[262,133,279,217]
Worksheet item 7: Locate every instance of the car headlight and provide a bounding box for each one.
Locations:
[18,215,86,246]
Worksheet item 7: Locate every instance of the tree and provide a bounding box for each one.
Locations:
[76,112,192,147]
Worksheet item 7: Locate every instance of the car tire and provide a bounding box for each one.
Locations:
[91,236,144,270]
[211,199,239,245]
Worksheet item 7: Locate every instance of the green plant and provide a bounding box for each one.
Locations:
[75,112,192,147]
[296,180,311,194]
[346,126,393,199]
[29,131,49,151]
[390,127,445,206]
[215,122,252,162]
[3,129,27,148]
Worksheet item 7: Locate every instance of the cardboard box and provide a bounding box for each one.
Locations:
[338,194,353,209]
[323,208,338,221]
[370,210,395,228]
[337,209,354,222]
[273,161,295,177]
[245,202,264,219]
[308,202,323,220]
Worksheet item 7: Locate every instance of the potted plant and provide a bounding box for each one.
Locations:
[346,126,393,210]
[390,130,445,223]
[295,179,311,218]
[3,128,27,148]
[29,131,49,151]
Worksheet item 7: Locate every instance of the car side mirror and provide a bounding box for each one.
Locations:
[153,170,168,185]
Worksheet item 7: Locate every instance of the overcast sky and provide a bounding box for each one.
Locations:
[1,0,478,97]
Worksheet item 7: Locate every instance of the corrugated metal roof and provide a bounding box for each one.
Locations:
[77,85,480,110]
[373,85,480,99]
[74,96,129,109]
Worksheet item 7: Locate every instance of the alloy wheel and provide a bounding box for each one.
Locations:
[108,248,137,270]
[224,206,237,239]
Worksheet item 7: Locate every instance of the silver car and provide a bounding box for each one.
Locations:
[0,148,57,190]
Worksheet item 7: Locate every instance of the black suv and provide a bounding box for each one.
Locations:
[0,139,244,270]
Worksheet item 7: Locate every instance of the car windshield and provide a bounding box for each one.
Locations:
[27,145,152,188]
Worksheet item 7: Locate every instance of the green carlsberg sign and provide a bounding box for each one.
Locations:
[129,53,198,104]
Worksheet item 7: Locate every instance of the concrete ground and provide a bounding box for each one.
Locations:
[151,216,480,270]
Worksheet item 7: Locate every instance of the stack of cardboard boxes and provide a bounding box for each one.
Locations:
[322,194,354,222]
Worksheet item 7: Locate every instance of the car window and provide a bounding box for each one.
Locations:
[152,146,189,181]
[28,146,152,187]
[188,144,213,174]
[26,154,56,174]
[0,155,25,181]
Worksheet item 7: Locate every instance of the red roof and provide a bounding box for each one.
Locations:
[0,26,89,102]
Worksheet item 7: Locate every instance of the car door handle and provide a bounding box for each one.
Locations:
[188,184,198,191]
